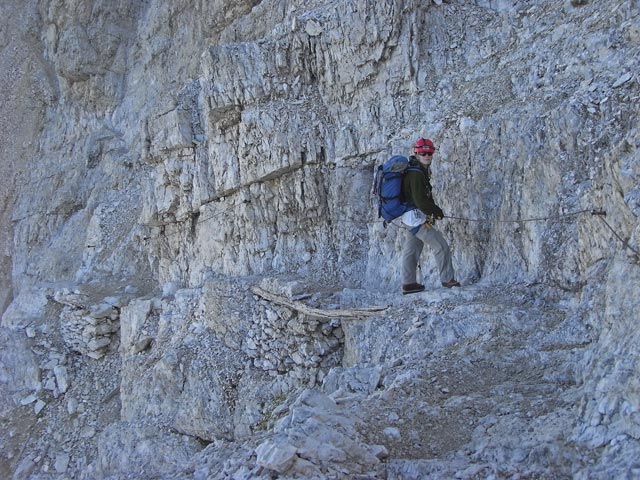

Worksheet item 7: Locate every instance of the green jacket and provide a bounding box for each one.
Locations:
[402,157,444,218]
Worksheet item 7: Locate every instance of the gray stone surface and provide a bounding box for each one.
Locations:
[0,0,639,479]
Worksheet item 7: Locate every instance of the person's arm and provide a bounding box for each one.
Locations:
[405,171,444,218]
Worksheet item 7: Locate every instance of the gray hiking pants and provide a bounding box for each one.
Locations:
[401,225,455,285]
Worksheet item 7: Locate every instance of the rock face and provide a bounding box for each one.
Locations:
[1,0,639,478]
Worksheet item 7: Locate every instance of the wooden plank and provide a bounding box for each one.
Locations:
[250,286,388,319]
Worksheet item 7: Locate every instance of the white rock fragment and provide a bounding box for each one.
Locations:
[383,427,401,440]
[162,282,180,298]
[54,453,70,473]
[255,439,298,473]
[90,303,114,319]
[67,397,78,415]
[245,337,257,350]
[612,72,633,88]
[34,399,46,414]
[309,441,347,463]
[44,377,57,391]
[304,19,323,37]
[53,365,69,393]
[87,337,111,351]
[370,444,389,460]
[103,296,123,307]
[20,394,38,405]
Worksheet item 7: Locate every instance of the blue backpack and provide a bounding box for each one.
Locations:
[374,155,422,223]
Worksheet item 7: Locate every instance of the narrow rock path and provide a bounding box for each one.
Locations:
[336,283,592,478]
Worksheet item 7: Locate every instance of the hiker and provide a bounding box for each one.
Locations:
[400,138,460,294]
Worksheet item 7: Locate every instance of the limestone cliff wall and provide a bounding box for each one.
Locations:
[1,0,639,478]
[6,0,638,292]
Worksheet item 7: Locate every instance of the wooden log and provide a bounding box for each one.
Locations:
[250,286,388,319]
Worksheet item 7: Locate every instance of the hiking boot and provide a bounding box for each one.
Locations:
[402,283,425,295]
[441,279,461,288]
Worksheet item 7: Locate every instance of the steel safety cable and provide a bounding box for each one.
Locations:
[140,200,250,239]
[593,215,640,257]
[143,203,639,258]
[443,208,596,224]
[445,208,639,258]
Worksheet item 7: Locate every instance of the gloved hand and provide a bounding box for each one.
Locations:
[433,206,444,220]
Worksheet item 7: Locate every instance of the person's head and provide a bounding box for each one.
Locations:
[413,138,436,166]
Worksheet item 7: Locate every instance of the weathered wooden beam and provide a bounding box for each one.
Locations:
[250,286,388,319]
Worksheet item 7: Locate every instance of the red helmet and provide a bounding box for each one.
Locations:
[414,138,436,154]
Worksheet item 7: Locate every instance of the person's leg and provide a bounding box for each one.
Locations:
[415,226,455,283]
[401,230,424,285]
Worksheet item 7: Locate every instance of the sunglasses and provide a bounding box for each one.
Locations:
[416,152,433,157]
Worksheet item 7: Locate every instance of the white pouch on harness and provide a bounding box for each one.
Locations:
[401,209,426,227]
